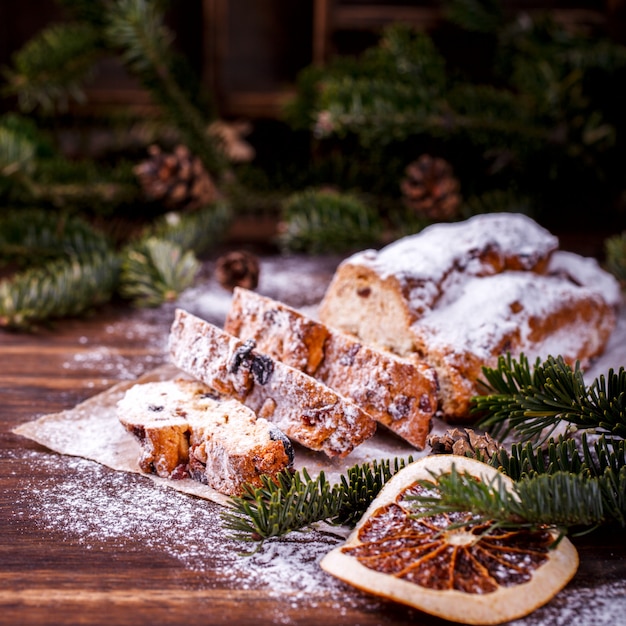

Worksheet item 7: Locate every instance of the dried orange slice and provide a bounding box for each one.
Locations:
[321,455,579,625]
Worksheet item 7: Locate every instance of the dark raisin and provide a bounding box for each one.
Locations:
[187,455,208,484]
[357,287,371,298]
[230,339,257,374]
[201,390,221,400]
[131,425,146,441]
[388,395,412,420]
[269,426,294,466]
[251,353,274,385]
[300,407,327,426]
[262,309,277,323]
[419,393,433,412]
[148,404,164,412]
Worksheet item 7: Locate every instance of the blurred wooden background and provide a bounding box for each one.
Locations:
[1,0,624,120]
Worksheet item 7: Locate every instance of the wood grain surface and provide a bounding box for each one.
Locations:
[2,276,626,626]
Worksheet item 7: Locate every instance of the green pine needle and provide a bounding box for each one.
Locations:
[104,0,226,176]
[279,189,383,254]
[407,465,609,536]
[474,353,626,442]
[605,231,626,284]
[119,237,199,307]
[2,21,101,113]
[0,251,120,330]
[221,457,413,543]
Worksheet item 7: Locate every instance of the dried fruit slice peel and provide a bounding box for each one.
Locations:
[320,455,579,625]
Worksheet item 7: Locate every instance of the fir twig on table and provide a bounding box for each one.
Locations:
[221,457,414,543]
[474,353,626,442]
[407,466,610,539]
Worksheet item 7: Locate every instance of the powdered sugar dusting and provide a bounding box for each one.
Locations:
[6,448,380,617]
[6,447,626,625]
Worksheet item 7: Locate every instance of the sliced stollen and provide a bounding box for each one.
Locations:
[224,287,438,449]
[117,377,294,496]
[168,309,377,458]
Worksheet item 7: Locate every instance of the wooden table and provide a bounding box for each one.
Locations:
[2,264,626,626]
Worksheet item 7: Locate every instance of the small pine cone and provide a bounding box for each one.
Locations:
[134,144,218,210]
[428,428,501,459]
[215,251,260,292]
[400,154,461,221]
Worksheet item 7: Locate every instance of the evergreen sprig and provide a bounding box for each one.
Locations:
[0,208,112,265]
[408,466,609,538]
[474,354,626,442]
[104,0,226,177]
[0,250,120,330]
[278,189,384,254]
[605,231,626,285]
[147,199,233,255]
[2,21,101,113]
[222,457,413,543]
[116,200,233,307]
[119,237,199,307]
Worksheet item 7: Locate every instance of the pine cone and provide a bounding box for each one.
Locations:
[428,428,501,459]
[215,251,260,292]
[134,144,218,210]
[400,155,461,221]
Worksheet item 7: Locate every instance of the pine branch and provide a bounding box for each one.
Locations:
[485,433,625,481]
[474,354,626,442]
[147,199,233,256]
[443,0,504,34]
[333,456,415,526]
[221,457,413,543]
[1,21,102,113]
[0,209,112,265]
[117,200,232,307]
[221,468,340,543]
[605,231,626,285]
[118,237,199,307]
[278,189,384,254]
[104,0,227,178]
[0,250,120,330]
[408,465,611,537]
[0,126,37,180]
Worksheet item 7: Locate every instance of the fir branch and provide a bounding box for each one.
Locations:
[0,250,120,330]
[278,189,384,254]
[2,21,102,113]
[117,199,233,307]
[408,465,609,536]
[0,126,37,179]
[443,0,504,34]
[104,0,226,177]
[605,231,626,285]
[222,457,413,543]
[221,468,340,543]
[0,209,112,265]
[147,200,234,256]
[474,354,626,442]
[118,237,199,307]
[333,456,415,526]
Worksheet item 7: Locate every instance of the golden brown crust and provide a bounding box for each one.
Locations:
[169,309,377,457]
[225,288,438,449]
